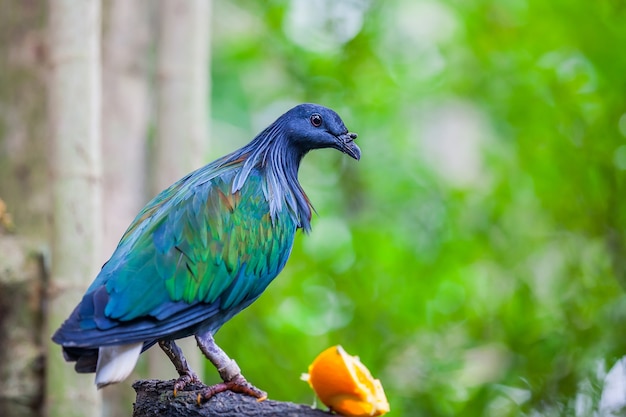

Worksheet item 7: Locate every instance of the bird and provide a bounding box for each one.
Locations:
[52,103,360,401]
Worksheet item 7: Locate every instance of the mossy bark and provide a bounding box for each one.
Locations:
[0,237,46,417]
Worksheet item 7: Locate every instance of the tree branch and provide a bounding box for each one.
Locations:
[132,379,332,417]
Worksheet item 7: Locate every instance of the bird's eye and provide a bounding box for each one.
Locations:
[310,113,323,127]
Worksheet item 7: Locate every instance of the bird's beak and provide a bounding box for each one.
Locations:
[336,132,361,160]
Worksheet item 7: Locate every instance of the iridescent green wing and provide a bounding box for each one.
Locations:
[101,169,296,322]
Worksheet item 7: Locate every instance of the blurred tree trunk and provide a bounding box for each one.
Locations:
[0,2,49,417]
[101,0,152,256]
[46,1,102,417]
[148,0,212,380]
[100,1,154,416]
[0,1,49,238]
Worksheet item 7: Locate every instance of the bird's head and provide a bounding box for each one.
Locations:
[280,103,361,160]
[235,103,360,230]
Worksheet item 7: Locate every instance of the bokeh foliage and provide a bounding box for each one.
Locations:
[210,1,626,415]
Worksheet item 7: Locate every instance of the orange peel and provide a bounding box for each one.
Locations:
[301,345,390,417]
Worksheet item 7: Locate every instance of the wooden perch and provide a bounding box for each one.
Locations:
[132,379,332,417]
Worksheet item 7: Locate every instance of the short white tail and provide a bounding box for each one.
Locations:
[95,342,143,389]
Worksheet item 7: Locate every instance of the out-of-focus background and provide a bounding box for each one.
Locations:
[1,1,626,416]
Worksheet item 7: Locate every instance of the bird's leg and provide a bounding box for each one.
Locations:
[158,340,203,395]
[195,331,267,402]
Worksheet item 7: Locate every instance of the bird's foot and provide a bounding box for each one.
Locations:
[196,374,267,404]
[173,370,203,397]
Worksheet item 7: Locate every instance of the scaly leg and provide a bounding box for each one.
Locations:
[158,340,203,396]
[195,331,267,402]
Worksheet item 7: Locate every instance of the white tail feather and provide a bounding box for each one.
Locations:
[95,342,143,389]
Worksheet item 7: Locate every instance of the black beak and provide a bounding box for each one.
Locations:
[336,132,361,160]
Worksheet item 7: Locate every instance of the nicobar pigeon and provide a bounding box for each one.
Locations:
[52,103,360,401]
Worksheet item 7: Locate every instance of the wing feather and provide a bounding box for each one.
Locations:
[55,166,297,348]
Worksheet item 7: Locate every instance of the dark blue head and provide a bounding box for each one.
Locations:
[278,103,361,160]
[228,103,360,231]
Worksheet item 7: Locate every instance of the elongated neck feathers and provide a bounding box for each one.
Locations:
[229,121,313,232]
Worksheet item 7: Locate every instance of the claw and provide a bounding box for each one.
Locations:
[173,370,203,397]
[196,374,267,404]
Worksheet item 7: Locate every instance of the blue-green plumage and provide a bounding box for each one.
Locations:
[52,103,360,394]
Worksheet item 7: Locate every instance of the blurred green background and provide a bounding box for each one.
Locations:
[208,1,626,416]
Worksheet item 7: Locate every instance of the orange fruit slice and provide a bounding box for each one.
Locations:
[301,345,390,417]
